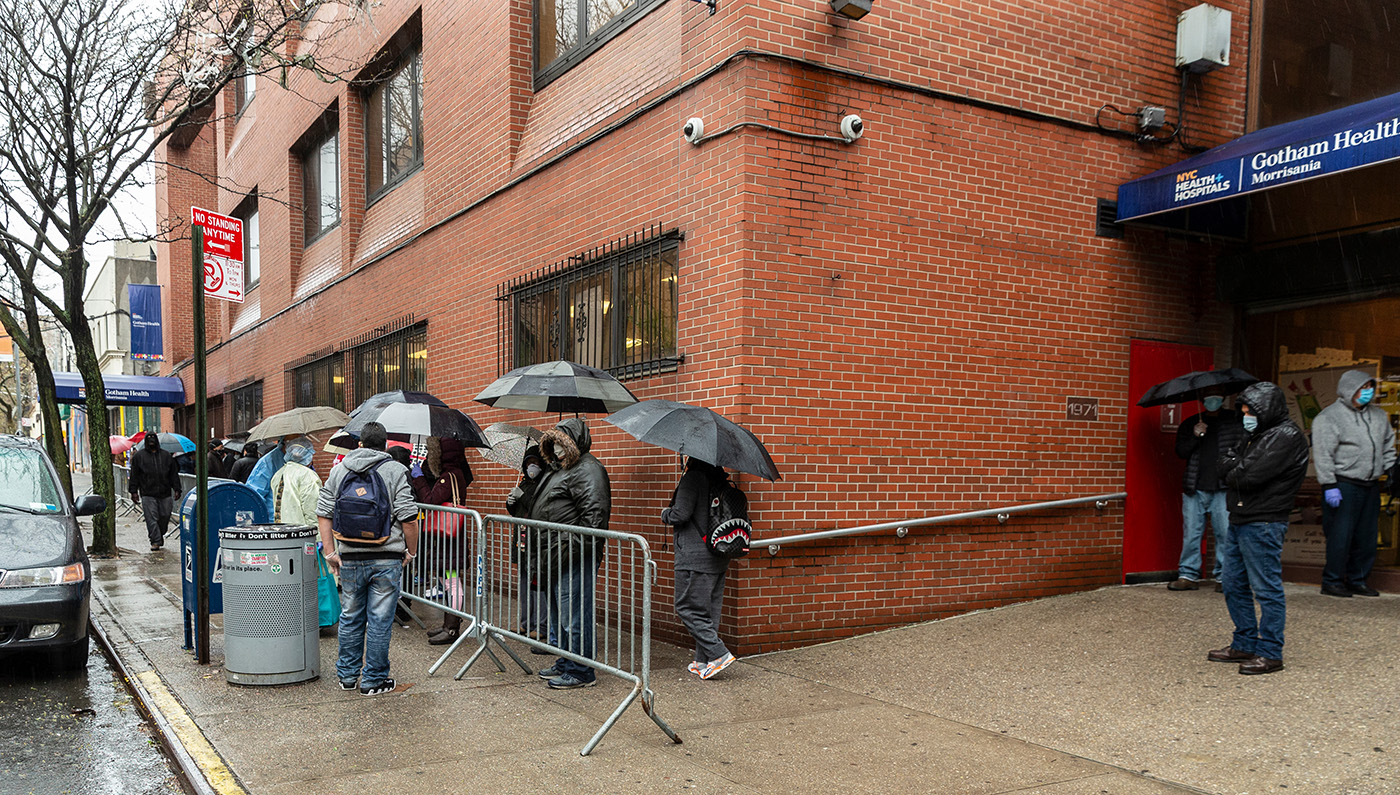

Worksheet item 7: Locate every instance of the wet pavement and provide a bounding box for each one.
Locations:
[0,645,184,795]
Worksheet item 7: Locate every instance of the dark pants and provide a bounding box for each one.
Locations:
[140,495,174,545]
[1321,480,1380,591]
[675,569,730,663]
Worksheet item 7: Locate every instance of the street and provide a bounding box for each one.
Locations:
[0,642,184,795]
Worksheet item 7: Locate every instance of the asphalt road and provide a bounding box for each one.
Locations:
[0,642,184,795]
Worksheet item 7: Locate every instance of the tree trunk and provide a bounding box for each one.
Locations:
[28,354,74,499]
[69,320,118,557]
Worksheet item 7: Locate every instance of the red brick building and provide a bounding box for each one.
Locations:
[156,0,1272,652]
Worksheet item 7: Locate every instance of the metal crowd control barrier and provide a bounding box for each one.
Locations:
[401,504,488,676]
[458,514,681,756]
[111,464,143,518]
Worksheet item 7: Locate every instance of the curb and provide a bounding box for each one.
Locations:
[90,601,247,795]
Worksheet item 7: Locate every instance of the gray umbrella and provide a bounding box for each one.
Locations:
[343,400,490,447]
[475,360,638,415]
[245,406,351,442]
[476,423,543,471]
[604,399,780,481]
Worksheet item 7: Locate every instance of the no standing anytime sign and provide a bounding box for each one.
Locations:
[191,206,244,303]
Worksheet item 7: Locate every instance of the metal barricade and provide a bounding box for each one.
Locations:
[400,504,488,676]
[111,464,142,518]
[460,514,681,756]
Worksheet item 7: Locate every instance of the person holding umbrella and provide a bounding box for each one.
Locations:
[507,444,549,643]
[410,437,474,645]
[127,432,181,552]
[662,457,738,680]
[206,438,228,480]
[1169,387,1245,592]
[230,446,258,482]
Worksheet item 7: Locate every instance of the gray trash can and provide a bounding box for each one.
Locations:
[219,524,321,686]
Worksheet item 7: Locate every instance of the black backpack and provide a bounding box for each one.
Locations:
[705,478,752,558]
[332,466,394,546]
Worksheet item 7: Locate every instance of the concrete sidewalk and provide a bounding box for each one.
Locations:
[82,481,1398,794]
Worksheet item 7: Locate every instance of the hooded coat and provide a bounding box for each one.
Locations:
[128,438,180,499]
[1218,382,1311,525]
[411,438,474,506]
[271,442,322,527]
[662,460,730,574]
[1310,369,1396,487]
[533,418,610,558]
[316,447,418,559]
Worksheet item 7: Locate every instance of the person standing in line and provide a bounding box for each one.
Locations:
[271,438,322,526]
[662,457,738,680]
[1209,381,1310,675]
[127,432,181,552]
[507,445,549,644]
[1310,369,1396,598]
[230,447,258,483]
[316,422,420,696]
[410,437,474,645]
[1169,388,1245,592]
[532,418,610,690]
[206,438,228,480]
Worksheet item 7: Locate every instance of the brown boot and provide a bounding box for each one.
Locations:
[428,615,461,645]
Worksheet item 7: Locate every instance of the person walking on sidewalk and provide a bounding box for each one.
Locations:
[1208,381,1309,676]
[662,457,738,680]
[317,422,420,696]
[1169,389,1244,592]
[127,432,181,552]
[1310,369,1395,598]
[533,418,610,690]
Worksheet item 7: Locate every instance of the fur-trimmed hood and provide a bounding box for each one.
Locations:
[541,417,590,470]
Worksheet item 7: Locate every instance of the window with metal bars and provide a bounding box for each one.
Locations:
[294,355,345,410]
[497,226,681,379]
[231,381,263,434]
[353,325,427,404]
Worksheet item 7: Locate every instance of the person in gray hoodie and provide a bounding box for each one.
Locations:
[316,422,420,696]
[1310,369,1396,597]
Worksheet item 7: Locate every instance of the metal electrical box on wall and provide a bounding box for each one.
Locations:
[1176,4,1231,73]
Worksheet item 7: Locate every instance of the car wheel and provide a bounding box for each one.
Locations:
[51,635,90,671]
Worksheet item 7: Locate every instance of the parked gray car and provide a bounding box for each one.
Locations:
[0,435,106,670]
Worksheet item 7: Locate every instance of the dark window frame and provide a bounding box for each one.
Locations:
[498,225,681,380]
[534,0,667,90]
[363,49,423,205]
[233,193,260,291]
[352,325,428,405]
[293,354,345,410]
[300,122,341,245]
[231,381,263,434]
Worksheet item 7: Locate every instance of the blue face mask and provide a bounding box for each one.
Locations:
[1358,387,1376,406]
[1242,415,1259,432]
[1202,396,1224,412]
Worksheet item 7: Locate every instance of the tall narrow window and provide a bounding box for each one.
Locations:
[365,51,422,199]
[303,130,340,242]
[234,65,256,115]
[353,326,427,403]
[238,203,260,289]
[231,381,263,433]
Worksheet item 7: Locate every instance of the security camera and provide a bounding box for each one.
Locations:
[682,117,705,144]
[840,114,864,142]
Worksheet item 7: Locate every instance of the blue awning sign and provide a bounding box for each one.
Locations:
[1117,91,1400,223]
[52,372,185,406]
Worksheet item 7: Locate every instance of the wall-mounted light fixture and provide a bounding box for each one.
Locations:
[830,0,872,20]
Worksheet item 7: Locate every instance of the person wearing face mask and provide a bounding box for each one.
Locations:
[1170,389,1245,592]
[1309,370,1396,598]
[507,445,549,642]
[1211,381,1310,675]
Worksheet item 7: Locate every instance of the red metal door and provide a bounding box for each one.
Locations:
[1124,339,1215,581]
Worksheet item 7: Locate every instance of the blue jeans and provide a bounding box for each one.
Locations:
[1221,522,1287,661]
[1321,480,1381,591]
[336,559,403,686]
[553,544,603,682]
[1179,490,1229,580]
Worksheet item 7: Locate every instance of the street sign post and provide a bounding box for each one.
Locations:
[191,206,244,304]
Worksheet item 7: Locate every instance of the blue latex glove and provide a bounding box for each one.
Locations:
[410,464,424,479]
[1324,488,1342,508]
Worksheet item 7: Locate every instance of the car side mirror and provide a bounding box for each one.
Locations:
[74,495,107,517]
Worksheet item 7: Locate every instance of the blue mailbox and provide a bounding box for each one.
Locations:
[178,481,268,650]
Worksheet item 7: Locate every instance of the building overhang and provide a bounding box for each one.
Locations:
[52,372,185,406]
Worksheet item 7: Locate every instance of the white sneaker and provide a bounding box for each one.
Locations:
[699,653,736,680]
[687,661,702,676]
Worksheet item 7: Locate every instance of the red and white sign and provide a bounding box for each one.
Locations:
[191,206,244,304]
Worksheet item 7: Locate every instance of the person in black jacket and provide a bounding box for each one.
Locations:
[1208,381,1310,676]
[507,445,548,644]
[662,457,737,680]
[206,438,228,480]
[127,433,181,551]
[1170,389,1245,591]
[229,447,258,482]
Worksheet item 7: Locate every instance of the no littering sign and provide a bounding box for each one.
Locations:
[191,206,244,304]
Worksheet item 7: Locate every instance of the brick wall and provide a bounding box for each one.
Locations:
[154,0,1251,652]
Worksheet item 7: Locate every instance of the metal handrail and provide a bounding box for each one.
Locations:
[757,492,1127,555]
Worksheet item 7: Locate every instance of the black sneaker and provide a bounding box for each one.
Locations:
[338,679,358,691]
[537,665,563,679]
[359,678,396,696]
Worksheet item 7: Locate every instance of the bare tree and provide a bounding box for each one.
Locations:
[0,0,360,555]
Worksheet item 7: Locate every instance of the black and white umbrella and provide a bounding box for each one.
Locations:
[343,396,490,448]
[474,360,638,415]
[604,399,780,481]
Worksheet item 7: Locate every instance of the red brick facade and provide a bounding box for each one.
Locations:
[157,0,1250,652]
